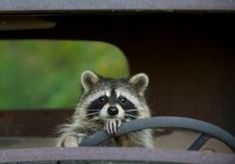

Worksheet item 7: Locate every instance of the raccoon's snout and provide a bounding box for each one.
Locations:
[107,107,119,116]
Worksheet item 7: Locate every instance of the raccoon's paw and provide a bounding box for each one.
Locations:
[61,136,79,147]
[104,119,122,136]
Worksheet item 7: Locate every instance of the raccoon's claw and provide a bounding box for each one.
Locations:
[104,119,121,136]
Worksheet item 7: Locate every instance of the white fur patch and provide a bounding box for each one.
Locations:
[99,103,110,119]
[105,90,111,97]
[115,103,125,120]
[116,90,120,97]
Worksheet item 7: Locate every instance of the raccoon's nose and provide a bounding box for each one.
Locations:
[107,107,119,116]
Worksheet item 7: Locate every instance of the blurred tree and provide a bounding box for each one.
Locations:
[0,41,129,110]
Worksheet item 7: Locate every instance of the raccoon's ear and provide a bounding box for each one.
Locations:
[81,70,99,92]
[129,73,149,96]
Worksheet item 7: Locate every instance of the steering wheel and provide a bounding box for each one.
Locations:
[79,116,235,151]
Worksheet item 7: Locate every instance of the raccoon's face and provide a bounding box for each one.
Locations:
[77,70,150,123]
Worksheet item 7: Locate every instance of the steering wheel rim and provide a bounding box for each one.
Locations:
[79,116,235,151]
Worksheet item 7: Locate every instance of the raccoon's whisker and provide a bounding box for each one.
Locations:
[87,109,100,112]
[125,113,137,118]
[85,116,100,123]
[125,116,136,120]
[87,117,99,121]
[125,109,138,112]
[86,112,99,116]
[87,111,99,114]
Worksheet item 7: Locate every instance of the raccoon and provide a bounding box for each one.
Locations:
[56,70,154,148]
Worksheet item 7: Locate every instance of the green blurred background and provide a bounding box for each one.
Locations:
[0,40,129,110]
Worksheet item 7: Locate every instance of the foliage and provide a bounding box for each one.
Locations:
[0,40,128,110]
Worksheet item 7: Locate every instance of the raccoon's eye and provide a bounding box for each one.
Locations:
[118,96,136,110]
[119,97,127,103]
[99,96,106,103]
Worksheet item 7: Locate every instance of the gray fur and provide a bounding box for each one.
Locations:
[56,71,154,148]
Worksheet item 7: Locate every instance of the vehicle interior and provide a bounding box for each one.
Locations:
[0,0,235,163]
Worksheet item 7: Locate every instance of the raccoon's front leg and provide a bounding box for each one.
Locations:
[62,135,78,147]
[104,119,122,136]
[57,133,86,147]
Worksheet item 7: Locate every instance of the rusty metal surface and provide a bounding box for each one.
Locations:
[0,147,234,163]
[0,0,234,14]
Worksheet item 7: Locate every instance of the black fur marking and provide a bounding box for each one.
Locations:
[110,89,116,99]
[118,96,138,118]
[118,96,136,110]
[88,96,108,109]
[109,89,117,104]
[87,96,108,118]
